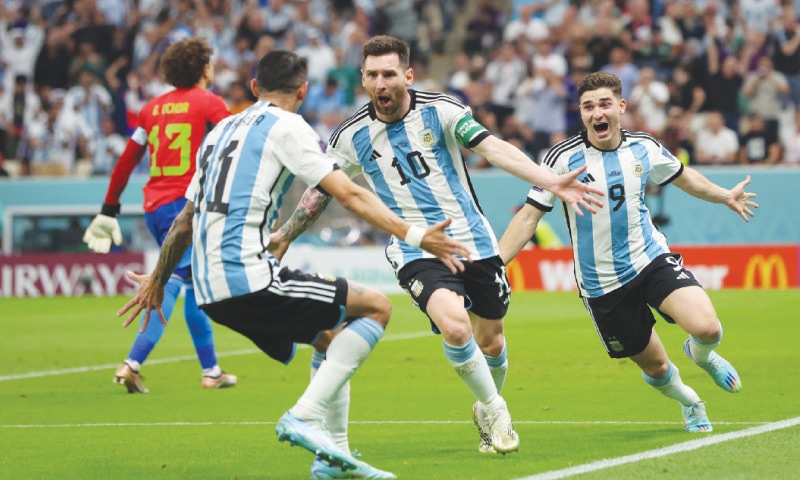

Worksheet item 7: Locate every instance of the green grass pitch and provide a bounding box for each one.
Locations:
[2,289,799,479]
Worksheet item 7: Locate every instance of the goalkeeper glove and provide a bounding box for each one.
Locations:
[83,203,123,253]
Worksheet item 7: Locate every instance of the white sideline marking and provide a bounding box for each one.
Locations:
[1,420,768,429]
[514,416,800,480]
[0,331,432,382]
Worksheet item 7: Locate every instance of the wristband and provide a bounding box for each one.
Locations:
[404,225,425,248]
[100,203,121,217]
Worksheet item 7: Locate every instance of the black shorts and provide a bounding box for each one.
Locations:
[200,267,348,364]
[583,253,703,358]
[397,256,511,333]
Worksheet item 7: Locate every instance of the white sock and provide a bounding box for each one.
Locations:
[642,362,701,406]
[311,351,351,453]
[124,359,141,372]
[203,365,221,377]
[688,321,722,363]
[291,318,383,421]
[443,337,498,405]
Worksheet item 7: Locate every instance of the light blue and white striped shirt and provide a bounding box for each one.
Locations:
[527,130,683,298]
[328,89,497,273]
[185,100,336,305]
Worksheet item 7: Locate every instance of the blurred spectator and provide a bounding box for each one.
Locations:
[661,105,693,165]
[484,41,528,130]
[261,0,295,43]
[295,28,336,87]
[89,115,126,175]
[628,66,669,134]
[587,14,624,72]
[462,0,503,57]
[66,66,114,137]
[300,76,347,127]
[512,38,567,160]
[635,24,681,79]
[693,110,739,165]
[701,21,744,132]
[601,45,639,98]
[772,4,800,110]
[0,4,46,89]
[1,74,40,160]
[27,90,92,176]
[33,32,73,91]
[738,0,781,35]
[741,55,789,140]
[335,5,369,69]
[68,39,107,86]
[739,113,782,165]
[619,0,654,64]
[667,62,706,130]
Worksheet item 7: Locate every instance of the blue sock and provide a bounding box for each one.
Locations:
[127,276,181,365]
[184,281,218,370]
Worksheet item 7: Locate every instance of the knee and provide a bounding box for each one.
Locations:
[475,331,505,357]
[642,359,671,379]
[693,318,722,343]
[436,315,473,344]
[369,292,392,328]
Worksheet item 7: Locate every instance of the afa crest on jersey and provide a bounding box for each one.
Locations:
[632,160,644,177]
[420,128,436,148]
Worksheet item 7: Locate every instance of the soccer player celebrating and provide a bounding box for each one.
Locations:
[118,49,471,478]
[499,71,758,432]
[83,38,236,393]
[271,35,604,459]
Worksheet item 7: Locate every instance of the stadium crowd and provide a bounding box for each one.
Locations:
[0,0,799,180]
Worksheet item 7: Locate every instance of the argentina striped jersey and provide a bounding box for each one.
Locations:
[185,100,336,305]
[328,89,497,273]
[527,130,684,298]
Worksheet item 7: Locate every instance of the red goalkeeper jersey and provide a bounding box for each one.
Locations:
[104,87,230,212]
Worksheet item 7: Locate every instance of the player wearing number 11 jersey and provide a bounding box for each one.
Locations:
[82,37,236,393]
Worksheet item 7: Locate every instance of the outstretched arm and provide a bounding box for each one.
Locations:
[498,204,547,265]
[319,169,473,273]
[471,135,604,216]
[670,167,759,222]
[117,201,195,330]
[268,186,333,260]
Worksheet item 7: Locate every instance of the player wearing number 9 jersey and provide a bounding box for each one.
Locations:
[83,37,237,393]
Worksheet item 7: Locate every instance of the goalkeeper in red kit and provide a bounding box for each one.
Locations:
[83,37,237,393]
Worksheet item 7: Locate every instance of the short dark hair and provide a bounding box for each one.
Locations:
[577,71,622,99]
[362,35,410,68]
[161,38,212,89]
[255,50,309,93]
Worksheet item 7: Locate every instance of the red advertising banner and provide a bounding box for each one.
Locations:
[507,245,799,292]
[0,253,145,298]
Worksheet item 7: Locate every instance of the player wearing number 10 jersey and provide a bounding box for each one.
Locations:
[318,36,602,456]
[82,37,236,393]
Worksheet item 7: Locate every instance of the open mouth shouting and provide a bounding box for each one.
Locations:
[376,94,392,109]
[593,122,610,134]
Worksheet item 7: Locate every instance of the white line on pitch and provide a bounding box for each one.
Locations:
[1,420,768,429]
[514,416,800,480]
[0,331,432,382]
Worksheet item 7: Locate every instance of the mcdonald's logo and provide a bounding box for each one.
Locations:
[506,258,525,291]
[743,254,788,289]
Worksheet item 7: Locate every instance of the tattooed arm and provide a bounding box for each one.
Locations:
[117,201,195,331]
[269,186,333,260]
